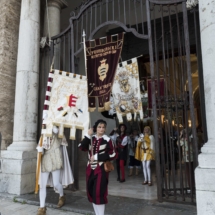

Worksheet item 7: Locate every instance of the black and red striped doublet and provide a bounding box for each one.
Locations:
[78,134,116,204]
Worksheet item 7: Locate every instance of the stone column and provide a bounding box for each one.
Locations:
[44,0,68,37]
[42,0,68,70]
[7,0,40,151]
[39,0,68,127]
[0,0,21,150]
[195,0,215,214]
[0,0,40,195]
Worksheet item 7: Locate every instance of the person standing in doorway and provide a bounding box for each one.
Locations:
[135,126,155,186]
[177,129,195,188]
[128,129,141,176]
[78,119,116,215]
[110,124,128,182]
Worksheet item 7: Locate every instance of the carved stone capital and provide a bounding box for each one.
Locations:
[47,0,68,10]
[186,0,198,9]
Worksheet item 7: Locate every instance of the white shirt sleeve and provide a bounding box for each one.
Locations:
[121,136,128,146]
[94,153,98,160]
[150,135,155,151]
[85,133,91,139]
[110,133,119,142]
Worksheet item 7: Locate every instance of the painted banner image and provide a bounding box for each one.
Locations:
[85,33,124,112]
[42,70,89,140]
[112,58,144,123]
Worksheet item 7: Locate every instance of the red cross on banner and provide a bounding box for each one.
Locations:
[68,94,78,107]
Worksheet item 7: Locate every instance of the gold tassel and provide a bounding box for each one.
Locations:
[104,101,111,111]
[88,107,96,112]
[98,107,105,112]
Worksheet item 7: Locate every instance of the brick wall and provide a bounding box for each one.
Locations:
[0,0,21,149]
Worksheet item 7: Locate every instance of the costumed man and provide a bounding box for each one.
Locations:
[135,126,155,186]
[110,124,128,182]
[128,129,141,176]
[36,126,74,215]
[177,129,195,188]
[78,119,116,215]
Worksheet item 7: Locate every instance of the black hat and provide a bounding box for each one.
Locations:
[118,124,127,131]
[93,119,107,132]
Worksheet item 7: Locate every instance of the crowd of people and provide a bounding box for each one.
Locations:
[36,120,199,215]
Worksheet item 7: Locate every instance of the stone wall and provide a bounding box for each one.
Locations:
[0,0,21,149]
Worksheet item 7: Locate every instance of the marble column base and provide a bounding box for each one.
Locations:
[7,141,37,151]
[0,150,37,195]
[195,153,215,215]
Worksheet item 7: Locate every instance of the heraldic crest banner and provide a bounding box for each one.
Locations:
[85,33,124,112]
[112,58,144,123]
[42,70,89,140]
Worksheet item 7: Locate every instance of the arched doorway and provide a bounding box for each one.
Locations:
[39,0,206,204]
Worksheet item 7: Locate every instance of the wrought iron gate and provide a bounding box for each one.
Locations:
[39,0,206,204]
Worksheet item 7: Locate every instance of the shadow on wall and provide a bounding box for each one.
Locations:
[0,132,13,150]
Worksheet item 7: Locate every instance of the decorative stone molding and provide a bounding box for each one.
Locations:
[195,0,215,214]
[47,0,68,10]
[186,0,198,9]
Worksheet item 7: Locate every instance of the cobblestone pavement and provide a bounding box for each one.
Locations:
[0,189,197,215]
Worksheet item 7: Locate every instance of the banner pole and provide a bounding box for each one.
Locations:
[82,30,92,127]
[82,30,87,78]
[82,30,94,159]
[35,135,43,194]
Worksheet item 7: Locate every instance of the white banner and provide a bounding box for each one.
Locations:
[42,70,89,140]
[112,58,143,123]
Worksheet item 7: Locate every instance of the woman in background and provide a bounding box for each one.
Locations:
[110,124,128,182]
[128,129,141,176]
[135,126,155,186]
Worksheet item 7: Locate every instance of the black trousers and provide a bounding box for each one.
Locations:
[86,164,109,204]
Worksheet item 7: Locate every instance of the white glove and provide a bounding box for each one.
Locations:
[53,126,59,134]
[36,146,44,153]
[139,133,144,141]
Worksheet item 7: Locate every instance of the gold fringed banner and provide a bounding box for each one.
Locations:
[112,58,144,123]
[85,33,124,112]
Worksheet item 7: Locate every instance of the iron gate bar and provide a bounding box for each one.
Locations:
[118,0,120,21]
[134,0,138,31]
[182,2,198,203]
[182,12,193,202]
[128,0,131,28]
[123,0,126,25]
[159,5,171,198]
[168,5,177,199]
[165,11,173,198]
[182,1,198,169]
[153,6,167,201]
[76,20,79,54]
[146,0,163,202]
[175,4,185,200]
[140,0,144,34]
[160,5,170,196]
[106,0,108,21]
[112,0,114,21]
[149,0,186,4]
[95,1,97,29]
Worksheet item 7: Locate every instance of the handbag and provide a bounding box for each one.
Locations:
[104,161,114,172]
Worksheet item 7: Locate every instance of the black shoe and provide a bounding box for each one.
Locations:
[117,177,120,181]
[120,179,125,183]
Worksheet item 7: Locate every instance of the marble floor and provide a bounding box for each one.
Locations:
[78,162,158,200]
